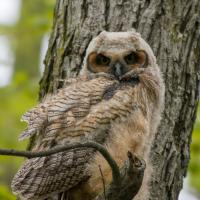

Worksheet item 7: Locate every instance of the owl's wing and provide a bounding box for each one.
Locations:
[12,148,94,200]
[19,77,116,141]
[19,102,49,141]
[67,85,138,142]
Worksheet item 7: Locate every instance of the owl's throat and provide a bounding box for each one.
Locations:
[103,75,139,100]
[119,73,139,84]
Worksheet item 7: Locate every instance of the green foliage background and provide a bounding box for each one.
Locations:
[0,1,199,199]
[189,105,200,191]
[0,0,55,198]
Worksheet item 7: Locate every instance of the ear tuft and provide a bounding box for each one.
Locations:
[98,30,107,37]
[128,28,137,33]
[128,29,141,38]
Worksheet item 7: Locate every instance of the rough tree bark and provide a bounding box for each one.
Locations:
[37,0,200,199]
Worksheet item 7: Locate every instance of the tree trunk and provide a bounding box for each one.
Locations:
[38,0,200,199]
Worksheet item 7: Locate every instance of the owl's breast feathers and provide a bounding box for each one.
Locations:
[11,68,163,200]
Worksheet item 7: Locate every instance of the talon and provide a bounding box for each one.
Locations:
[127,151,133,159]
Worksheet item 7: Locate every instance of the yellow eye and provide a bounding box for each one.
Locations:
[124,52,137,64]
[96,54,110,65]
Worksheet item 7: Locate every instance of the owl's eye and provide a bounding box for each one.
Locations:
[124,52,137,65]
[96,54,110,65]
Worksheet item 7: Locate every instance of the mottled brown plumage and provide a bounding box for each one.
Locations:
[11,31,165,200]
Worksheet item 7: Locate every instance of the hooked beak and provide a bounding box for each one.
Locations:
[113,62,124,79]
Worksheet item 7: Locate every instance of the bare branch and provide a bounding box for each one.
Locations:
[0,141,121,184]
[0,142,145,200]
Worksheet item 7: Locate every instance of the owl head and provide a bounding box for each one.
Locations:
[80,31,158,80]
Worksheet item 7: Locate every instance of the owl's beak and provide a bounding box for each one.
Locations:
[113,62,123,79]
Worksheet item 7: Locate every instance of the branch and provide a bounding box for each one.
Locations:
[0,142,145,200]
[95,152,146,200]
[0,142,121,184]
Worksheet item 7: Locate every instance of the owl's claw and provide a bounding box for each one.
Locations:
[127,151,146,173]
[95,151,146,200]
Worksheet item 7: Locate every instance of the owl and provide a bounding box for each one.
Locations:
[11,31,165,200]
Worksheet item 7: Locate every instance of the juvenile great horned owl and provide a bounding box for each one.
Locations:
[11,31,165,200]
